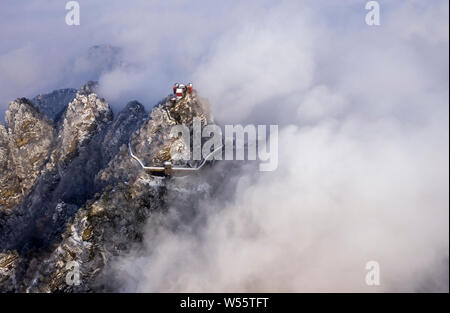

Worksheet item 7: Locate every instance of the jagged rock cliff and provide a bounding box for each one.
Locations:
[0,82,219,292]
[1,98,54,213]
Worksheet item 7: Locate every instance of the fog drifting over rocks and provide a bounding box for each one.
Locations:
[0,0,448,291]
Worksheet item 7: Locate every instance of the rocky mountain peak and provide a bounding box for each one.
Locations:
[0,82,223,292]
[5,98,49,133]
[2,98,54,209]
[58,83,113,162]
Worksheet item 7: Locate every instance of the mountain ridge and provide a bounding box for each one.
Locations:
[0,81,226,292]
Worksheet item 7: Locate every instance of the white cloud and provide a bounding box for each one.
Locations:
[110,1,448,292]
[297,85,347,123]
[0,0,448,291]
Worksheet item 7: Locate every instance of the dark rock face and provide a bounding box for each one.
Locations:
[0,83,219,292]
[32,88,77,122]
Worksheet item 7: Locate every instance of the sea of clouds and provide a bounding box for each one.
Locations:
[0,0,448,291]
